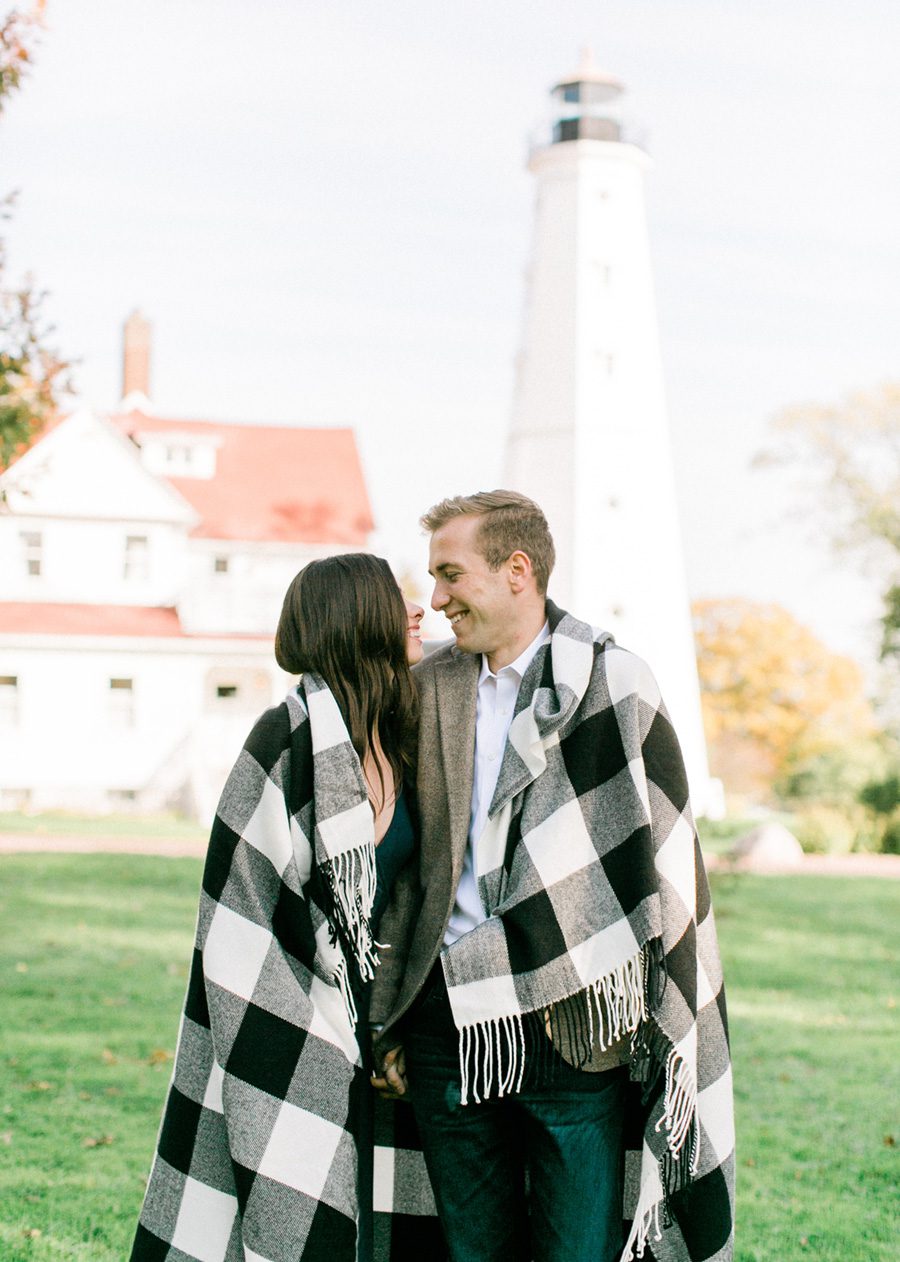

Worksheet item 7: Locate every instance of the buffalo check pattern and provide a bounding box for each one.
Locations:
[132,676,438,1262]
[440,603,735,1262]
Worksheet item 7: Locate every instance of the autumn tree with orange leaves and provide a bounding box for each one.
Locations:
[1,2,69,471]
[692,598,874,802]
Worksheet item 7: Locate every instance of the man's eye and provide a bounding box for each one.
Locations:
[446,573,459,582]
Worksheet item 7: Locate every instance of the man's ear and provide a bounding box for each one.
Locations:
[508,550,534,593]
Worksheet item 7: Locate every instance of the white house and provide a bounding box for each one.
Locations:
[0,397,373,821]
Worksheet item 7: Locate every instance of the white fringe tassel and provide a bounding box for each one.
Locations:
[334,956,359,1029]
[620,1188,663,1262]
[619,1049,700,1260]
[457,949,647,1107]
[655,1048,698,1169]
[587,952,647,1050]
[327,842,380,982]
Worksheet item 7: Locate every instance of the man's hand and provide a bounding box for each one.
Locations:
[370,1043,406,1099]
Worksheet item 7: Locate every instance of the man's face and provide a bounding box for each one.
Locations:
[428,515,517,657]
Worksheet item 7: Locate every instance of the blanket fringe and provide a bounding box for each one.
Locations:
[457,948,648,1106]
[320,842,380,1024]
[620,1188,663,1262]
[333,956,358,1028]
[619,1034,699,1260]
[656,1048,698,1168]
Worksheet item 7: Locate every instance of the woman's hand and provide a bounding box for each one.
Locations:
[370,1044,407,1099]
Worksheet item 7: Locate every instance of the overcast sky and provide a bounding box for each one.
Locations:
[4,0,899,663]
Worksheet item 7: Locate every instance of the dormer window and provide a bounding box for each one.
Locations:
[165,443,195,472]
[134,432,220,480]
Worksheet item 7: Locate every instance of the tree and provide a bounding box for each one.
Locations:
[756,383,900,663]
[1,2,69,472]
[692,598,874,800]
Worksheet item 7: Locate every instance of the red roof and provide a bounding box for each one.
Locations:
[110,409,374,544]
[0,603,269,640]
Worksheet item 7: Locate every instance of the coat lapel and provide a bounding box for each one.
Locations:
[432,649,479,878]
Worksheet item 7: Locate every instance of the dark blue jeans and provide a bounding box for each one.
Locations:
[403,965,626,1262]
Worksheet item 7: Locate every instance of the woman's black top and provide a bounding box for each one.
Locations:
[371,786,415,933]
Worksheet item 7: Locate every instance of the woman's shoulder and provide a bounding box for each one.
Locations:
[242,691,309,764]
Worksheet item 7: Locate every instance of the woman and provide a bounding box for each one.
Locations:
[131,554,441,1262]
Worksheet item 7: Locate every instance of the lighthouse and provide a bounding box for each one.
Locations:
[504,51,714,811]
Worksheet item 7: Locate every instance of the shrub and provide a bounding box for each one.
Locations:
[790,805,879,855]
[878,819,900,855]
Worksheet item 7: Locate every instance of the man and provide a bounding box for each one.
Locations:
[371,491,734,1262]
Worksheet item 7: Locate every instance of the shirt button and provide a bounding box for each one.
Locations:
[488,753,497,762]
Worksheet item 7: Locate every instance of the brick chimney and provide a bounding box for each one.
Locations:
[122,309,151,400]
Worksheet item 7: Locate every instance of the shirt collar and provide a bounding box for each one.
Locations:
[478,620,551,687]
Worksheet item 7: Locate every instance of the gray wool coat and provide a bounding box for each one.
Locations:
[369,638,476,1052]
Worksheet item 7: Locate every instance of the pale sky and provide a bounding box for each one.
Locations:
[4,0,899,665]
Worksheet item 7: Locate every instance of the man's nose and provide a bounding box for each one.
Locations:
[431,583,447,611]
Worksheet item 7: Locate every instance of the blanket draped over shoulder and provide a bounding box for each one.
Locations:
[440,606,735,1262]
[132,674,438,1262]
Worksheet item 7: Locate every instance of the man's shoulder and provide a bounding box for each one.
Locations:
[412,638,461,678]
[590,638,660,702]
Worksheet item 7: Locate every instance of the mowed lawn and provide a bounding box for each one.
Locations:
[0,855,897,1261]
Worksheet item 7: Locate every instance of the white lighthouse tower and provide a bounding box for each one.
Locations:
[505,51,714,811]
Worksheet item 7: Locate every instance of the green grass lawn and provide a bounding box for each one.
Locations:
[1,855,897,1260]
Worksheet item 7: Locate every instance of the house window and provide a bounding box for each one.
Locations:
[109,789,138,806]
[213,556,229,574]
[123,535,150,581]
[20,531,42,577]
[216,685,238,700]
[109,678,135,727]
[0,676,19,724]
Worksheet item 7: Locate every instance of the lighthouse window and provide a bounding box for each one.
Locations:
[213,555,229,574]
[562,84,580,103]
[216,685,238,700]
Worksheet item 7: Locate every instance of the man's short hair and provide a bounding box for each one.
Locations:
[420,489,556,596]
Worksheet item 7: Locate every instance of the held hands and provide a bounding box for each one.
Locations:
[370,1043,407,1100]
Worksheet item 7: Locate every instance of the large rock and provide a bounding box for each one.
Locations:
[729,821,804,870]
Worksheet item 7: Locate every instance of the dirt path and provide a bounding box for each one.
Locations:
[0,833,207,857]
[2,832,900,876]
[705,851,900,878]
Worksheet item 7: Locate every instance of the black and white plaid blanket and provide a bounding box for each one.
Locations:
[132,674,439,1262]
[440,606,735,1261]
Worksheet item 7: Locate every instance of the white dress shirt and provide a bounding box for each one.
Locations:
[444,621,551,945]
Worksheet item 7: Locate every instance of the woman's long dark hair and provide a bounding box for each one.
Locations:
[274,553,417,794]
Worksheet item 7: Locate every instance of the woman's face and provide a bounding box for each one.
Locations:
[404,597,425,665]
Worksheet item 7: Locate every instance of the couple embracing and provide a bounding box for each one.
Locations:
[132,491,734,1262]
